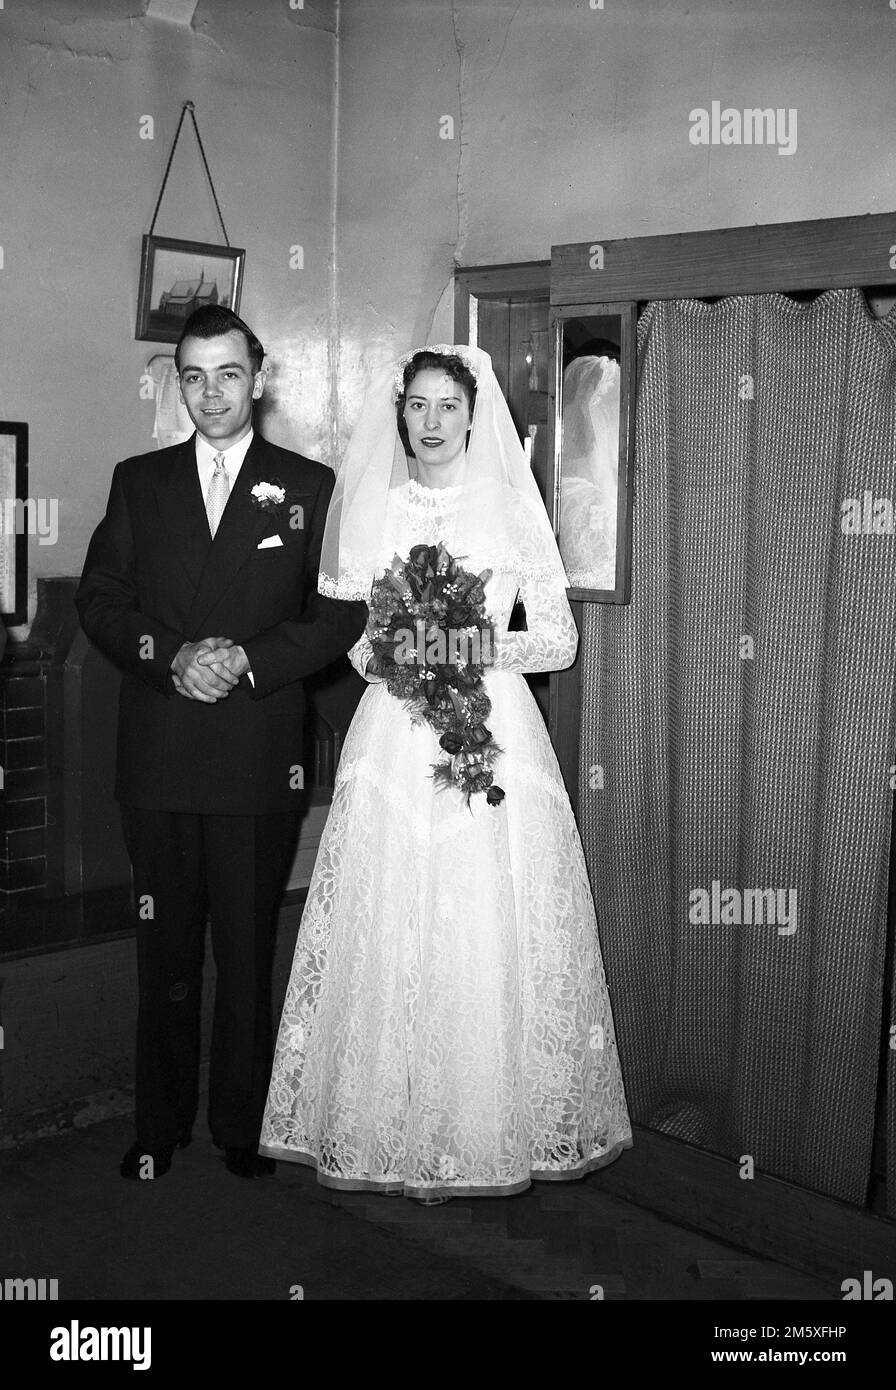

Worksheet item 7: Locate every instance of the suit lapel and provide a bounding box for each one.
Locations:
[186,434,275,635]
[153,435,211,593]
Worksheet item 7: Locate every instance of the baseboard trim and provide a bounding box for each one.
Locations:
[589,1124,894,1286]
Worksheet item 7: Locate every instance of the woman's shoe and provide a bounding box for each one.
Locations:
[410,1193,452,1206]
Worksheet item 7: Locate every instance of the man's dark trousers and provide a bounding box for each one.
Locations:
[121,806,300,1150]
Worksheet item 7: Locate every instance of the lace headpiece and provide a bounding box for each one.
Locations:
[391,344,481,402]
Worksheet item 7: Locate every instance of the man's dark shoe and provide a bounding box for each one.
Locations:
[120,1140,175,1180]
[223,1146,276,1179]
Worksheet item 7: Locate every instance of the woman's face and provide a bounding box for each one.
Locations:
[402,368,472,467]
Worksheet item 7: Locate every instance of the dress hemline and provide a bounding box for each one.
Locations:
[257,1135,633,1198]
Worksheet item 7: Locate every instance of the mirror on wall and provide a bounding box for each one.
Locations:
[548,302,636,603]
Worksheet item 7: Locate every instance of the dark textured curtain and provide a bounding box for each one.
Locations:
[579,288,896,1210]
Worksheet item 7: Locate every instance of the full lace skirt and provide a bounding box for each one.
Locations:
[260,672,632,1196]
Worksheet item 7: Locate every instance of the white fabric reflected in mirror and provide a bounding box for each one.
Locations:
[559,355,620,591]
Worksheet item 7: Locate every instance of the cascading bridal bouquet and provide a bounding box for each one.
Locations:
[368,541,506,805]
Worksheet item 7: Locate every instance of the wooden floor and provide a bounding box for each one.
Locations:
[323,1176,836,1302]
[0,1114,836,1302]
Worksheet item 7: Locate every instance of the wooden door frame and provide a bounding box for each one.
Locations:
[551,211,896,302]
[453,260,551,347]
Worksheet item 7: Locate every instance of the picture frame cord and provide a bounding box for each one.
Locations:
[147,99,230,246]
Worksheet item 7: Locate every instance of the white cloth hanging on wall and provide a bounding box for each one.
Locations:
[148,356,193,449]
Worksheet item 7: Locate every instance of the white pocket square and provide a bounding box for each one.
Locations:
[257,534,284,549]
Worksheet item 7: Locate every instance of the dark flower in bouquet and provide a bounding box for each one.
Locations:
[368,541,506,805]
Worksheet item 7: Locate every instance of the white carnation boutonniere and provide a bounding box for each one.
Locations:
[250,481,286,514]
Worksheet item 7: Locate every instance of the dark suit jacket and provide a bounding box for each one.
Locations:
[75,432,367,814]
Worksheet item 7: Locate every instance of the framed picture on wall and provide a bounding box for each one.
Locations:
[0,421,29,625]
[135,234,246,344]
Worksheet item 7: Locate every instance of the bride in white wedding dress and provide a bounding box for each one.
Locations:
[259,345,631,1200]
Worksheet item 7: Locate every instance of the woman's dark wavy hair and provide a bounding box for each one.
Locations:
[395,350,477,457]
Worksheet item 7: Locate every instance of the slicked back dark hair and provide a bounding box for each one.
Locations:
[395,350,477,456]
[175,305,265,375]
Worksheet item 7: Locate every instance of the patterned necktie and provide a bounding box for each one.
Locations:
[205,452,230,538]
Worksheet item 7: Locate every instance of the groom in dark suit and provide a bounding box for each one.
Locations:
[76,305,366,1180]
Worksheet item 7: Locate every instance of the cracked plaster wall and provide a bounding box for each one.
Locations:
[1,0,337,616]
[334,0,896,446]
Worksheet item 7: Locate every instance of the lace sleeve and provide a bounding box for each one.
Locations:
[348,632,383,683]
[491,575,578,674]
[490,489,578,674]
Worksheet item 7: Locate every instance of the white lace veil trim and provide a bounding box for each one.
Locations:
[319,343,569,599]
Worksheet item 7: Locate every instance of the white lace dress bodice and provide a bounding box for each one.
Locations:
[260,479,632,1196]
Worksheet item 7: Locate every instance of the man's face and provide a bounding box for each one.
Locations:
[177,331,264,449]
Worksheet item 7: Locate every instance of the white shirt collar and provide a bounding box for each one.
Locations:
[195,428,255,475]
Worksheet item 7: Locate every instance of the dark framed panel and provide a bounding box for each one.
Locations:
[546,301,637,604]
[0,421,29,625]
[135,234,246,344]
